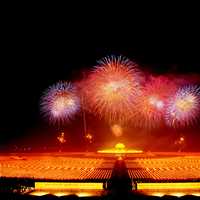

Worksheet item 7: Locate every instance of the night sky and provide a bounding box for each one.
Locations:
[1,8,200,151]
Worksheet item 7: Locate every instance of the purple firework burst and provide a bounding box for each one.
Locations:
[41,82,80,125]
[165,85,200,128]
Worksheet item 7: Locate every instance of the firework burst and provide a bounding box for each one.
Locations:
[134,76,177,129]
[165,85,200,128]
[111,124,123,137]
[83,56,142,123]
[41,82,80,124]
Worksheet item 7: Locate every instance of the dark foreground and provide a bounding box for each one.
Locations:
[1,192,200,200]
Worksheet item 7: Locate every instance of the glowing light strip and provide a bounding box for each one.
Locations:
[35,182,103,190]
[137,182,200,190]
[97,149,143,154]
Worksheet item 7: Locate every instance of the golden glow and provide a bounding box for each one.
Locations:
[35,182,103,190]
[2,154,200,181]
[169,192,185,197]
[85,133,93,141]
[29,191,98,197]
[118,156,123,160]
[0,156,109,180]
[98,143,143,154]
[52,192,71,196]
[57,132,66,144]
[97,149,143,154]
[30,191,49,196]
[137,182,200,190]
[150,192,165,197]
[192,192,200,196]
[148,192,188,197]
[85,133,93,144]
[175,136,185,145]
[77,192,94,197]
[115,143,125,150]
[176,95,195,112]
[111,124,123,137]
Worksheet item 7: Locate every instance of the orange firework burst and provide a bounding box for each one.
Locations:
[83,56,142,123]
[134,76,177,129]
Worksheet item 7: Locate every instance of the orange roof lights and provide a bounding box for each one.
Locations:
[97,143,143,154]
[115,143,125,150]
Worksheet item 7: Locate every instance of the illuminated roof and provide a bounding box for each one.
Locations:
[97,143,143,154]
[115,143,125,150]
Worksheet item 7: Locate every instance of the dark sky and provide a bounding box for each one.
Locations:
[1,7,200,151]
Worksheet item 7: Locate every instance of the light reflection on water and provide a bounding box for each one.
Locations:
[29,190,102,197]
[29,191,49,196]
[145,191,200,197]
[77,192,95,197]
[167,192,185,197]
[150,192,164,197]
[51,192,71,197]
[30,190,200,197]
[192,192,200,196]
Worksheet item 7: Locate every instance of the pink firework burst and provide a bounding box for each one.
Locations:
[83,56,142,123]
[165,85,200,128]
[134,76,177,129]
[41,82,80,125]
